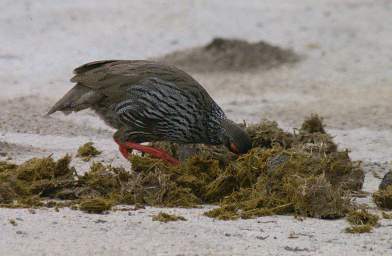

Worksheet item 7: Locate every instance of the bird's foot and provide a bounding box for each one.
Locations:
[114,140,180,165]
[117,143,133,159]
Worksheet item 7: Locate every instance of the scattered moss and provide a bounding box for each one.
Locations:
[373,185,392,209]
[77,142,101,161]
[204,205,240,220]
[79,198,112,214]
[345,225,373,233]
[9,219,17,226]
[152,212,186,223]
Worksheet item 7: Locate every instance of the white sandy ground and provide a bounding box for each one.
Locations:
[0,0,392,255]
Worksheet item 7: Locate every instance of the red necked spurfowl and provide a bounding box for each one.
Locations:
[47,60,252,164]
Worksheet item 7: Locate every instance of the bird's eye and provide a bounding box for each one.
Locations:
[230,143,239,154]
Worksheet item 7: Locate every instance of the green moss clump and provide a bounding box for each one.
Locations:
[204,205,240,220]
[0,155,77,207]
[77,142,101,161]
[126,155,207,207]
[345,209,379,233]
[345,225,373,233]
[373,185,392,209]
[287,175,348,219]
[293,114,337,155]
[346,209,379,226]
[246,120,294,148]
[16,157,64,181]
[152,212,186,223]
[79,162,131,199]
[0,155,127,210]
[204,148,354,220]
[300,114,326,134]
[79,198,112,214]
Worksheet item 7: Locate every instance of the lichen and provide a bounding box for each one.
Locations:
[77,142,101,161]
[152,212,186,222]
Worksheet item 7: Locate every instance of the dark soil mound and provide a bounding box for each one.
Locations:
[158,38,299,72]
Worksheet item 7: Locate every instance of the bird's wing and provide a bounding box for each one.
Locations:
[70,60,217,108]
[71,60,205,92]
[71,60,139,89]
[113,77,204,142]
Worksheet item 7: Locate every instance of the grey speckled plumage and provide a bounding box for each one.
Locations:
[48,60,251,154]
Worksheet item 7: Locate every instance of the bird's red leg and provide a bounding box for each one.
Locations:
[124,142,180,165]
[114,139,133,159]
[114,139,179,165]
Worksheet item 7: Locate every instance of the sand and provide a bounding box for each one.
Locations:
[1,0,392,255]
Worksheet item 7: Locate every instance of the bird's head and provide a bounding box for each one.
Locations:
[219,119,252,154]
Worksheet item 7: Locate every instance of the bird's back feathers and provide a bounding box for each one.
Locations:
[48,60,216,115]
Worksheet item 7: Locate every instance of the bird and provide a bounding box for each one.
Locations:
[47,60,252,165]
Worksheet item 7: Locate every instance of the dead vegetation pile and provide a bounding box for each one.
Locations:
[158,38,299,72]
[0,115,364,220]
